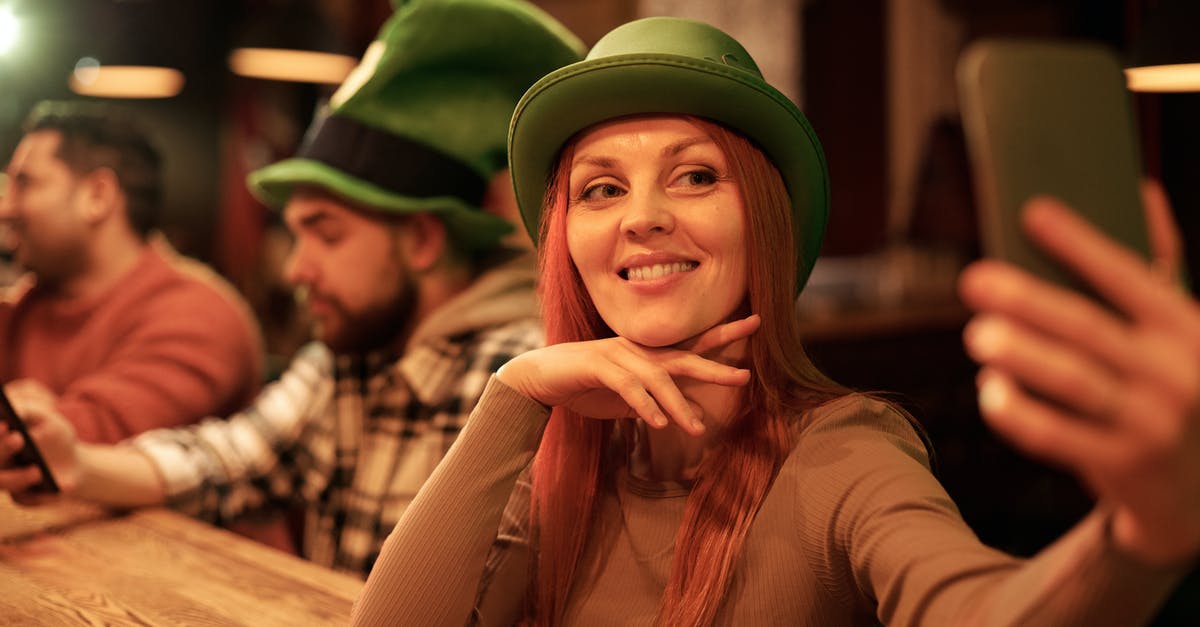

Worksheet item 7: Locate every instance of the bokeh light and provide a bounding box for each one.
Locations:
[0,7,19,56]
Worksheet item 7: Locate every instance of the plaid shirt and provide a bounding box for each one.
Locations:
[132,256,543,576]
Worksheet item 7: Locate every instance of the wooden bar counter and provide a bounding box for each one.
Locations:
[0,494,362,626]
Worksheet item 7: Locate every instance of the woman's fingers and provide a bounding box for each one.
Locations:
[965,316,1118,417]
[966,311,1197,430]
[683,314,761,355]
[1021,198,1200,344]
[498,323,756,435]
[609,343,749,434]
[976,369,1119,471]
[1141,179,1183,283]
[960,260,1133,370]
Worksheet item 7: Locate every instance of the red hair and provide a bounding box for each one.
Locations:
[529,116,847,626]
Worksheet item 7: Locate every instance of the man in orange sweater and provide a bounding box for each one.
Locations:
[0,101,263,444]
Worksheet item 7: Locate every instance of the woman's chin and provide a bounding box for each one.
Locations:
[614,323,708,348]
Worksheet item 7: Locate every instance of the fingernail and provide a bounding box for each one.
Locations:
[965,319,1006,360]
[979,376,1010,414]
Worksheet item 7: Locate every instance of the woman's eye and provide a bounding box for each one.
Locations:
[580,182,624,200]
[676,169,718,187]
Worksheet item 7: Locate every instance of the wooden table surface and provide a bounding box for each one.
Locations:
[0,494,363,626]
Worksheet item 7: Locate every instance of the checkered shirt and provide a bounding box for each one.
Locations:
[131,316,544,576]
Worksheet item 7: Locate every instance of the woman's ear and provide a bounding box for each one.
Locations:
[396,213,448,273]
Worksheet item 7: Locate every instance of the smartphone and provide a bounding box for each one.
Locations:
[0,386,60,493]
[957,39,1151,294]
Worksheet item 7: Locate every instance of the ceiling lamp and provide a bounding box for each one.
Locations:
[1125,0,1200,92]
[68,57,184,99]
[228,47,356,84]
[228,0,355,85]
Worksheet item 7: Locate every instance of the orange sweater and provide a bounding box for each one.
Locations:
[0,242,263,443]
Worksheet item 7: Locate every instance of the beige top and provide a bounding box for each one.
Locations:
[352,378,1184,626]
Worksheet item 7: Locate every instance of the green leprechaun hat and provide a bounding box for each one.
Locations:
[249,0,584,252]
[509,16,829,292]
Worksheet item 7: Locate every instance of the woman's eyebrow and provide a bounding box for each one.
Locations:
[662,135,713,157]
[570,155,617,171]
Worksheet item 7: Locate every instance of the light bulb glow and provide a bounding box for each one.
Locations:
[0,8,19,56]
[1125,63,1200,93]
[69,64,185,99]
[228,47,357,84]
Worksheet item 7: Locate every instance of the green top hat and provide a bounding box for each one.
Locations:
[508,16,829,291]
[249,0,584,252]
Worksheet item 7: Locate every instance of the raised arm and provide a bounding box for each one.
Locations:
[958,191,1200,567]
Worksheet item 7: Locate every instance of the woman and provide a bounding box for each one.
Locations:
[352,17,1200,626]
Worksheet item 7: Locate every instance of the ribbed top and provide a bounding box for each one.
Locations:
[352,380,1187,626]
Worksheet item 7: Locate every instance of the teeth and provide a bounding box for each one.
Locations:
[625,262,697,281]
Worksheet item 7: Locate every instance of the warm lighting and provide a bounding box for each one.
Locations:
[0,7,18,56]
[1125,0,1200,93]
[1125,63,1200,93]
[68,63,185,99]
[228,47,357,84]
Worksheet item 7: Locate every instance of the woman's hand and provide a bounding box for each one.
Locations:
[0,384,81,502]
[958,189,1200,565]
[497,315,760,435]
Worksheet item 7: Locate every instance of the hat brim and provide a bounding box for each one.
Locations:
[509,54,829,292]
[248,157,512,252]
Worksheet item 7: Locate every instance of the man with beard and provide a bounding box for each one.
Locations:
[0,0,582,577]
[0,101,264,444]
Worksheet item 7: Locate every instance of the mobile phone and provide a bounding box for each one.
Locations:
[0,386,60,493]
[957,39,1151,294]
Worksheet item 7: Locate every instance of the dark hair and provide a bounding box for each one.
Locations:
[23,101,163,237]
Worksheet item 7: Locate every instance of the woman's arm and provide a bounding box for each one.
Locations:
[794,397,1184,626]
[352,377,549,625]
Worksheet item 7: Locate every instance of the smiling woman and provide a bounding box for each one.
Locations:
[351,14,1200,627]
[562,116,749,348]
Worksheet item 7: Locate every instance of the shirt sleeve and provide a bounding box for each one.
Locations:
[351,376,550,626]
[129,343,333,525]
[794,396,1185,626]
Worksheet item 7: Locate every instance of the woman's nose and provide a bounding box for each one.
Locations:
[620,191,675,239]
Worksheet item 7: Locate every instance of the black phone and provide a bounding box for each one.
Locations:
[957,39,1152,294]
[0,386,60,493]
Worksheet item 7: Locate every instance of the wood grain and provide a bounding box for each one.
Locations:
[0,500,362,626]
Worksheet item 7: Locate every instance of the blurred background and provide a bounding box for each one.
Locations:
[0,0,1197,619]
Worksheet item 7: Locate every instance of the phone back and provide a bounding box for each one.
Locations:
[957,39,1150,292]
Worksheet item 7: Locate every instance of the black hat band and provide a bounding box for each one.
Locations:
[298,115,487,206]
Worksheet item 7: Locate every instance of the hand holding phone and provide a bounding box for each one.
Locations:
[1,385,60,494]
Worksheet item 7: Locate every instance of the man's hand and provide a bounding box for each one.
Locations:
[1,384,80,502]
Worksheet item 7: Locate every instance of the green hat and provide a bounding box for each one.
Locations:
[508,16,829,291]
[249,0,584,252]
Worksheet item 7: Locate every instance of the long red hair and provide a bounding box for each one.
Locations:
[530,116,848,626]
